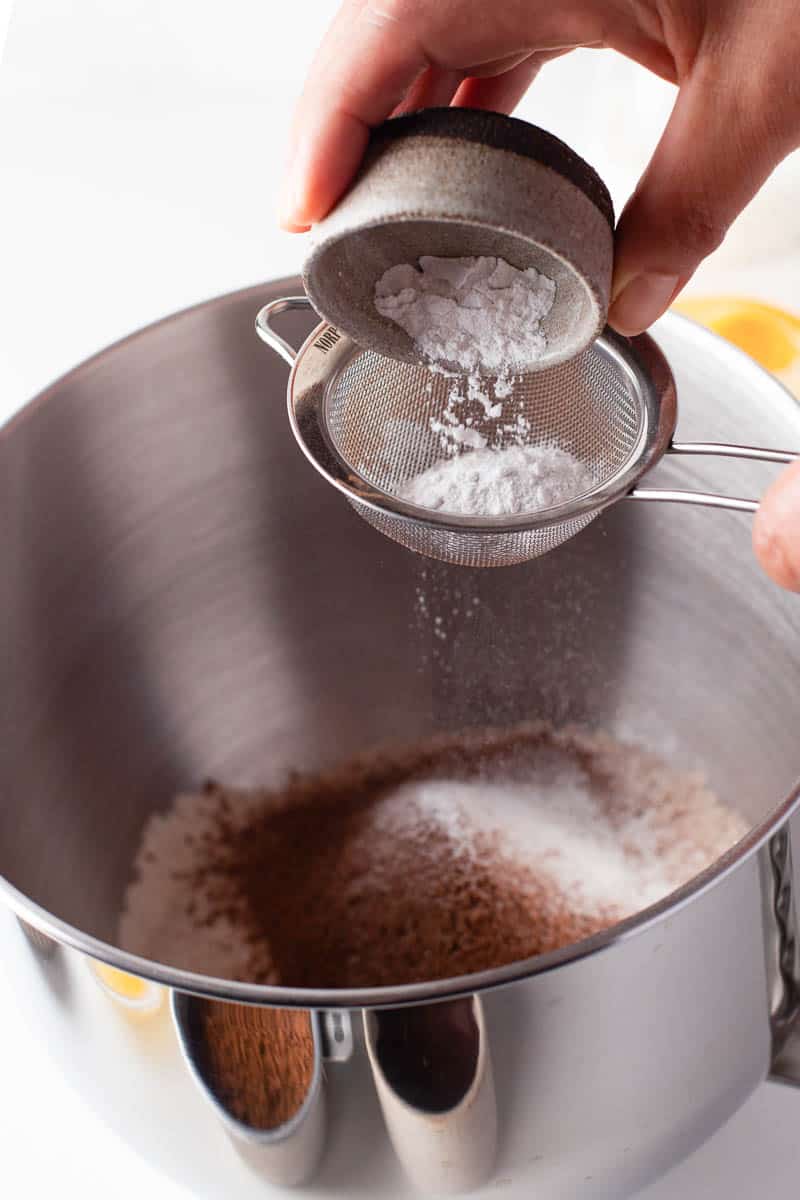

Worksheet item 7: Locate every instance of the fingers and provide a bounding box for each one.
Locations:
[609,51,800,335]
[452,52,550,113]
[753,462,800,591]
[279,0,608,231]
[394,65,464,115]
[279,2,429,230]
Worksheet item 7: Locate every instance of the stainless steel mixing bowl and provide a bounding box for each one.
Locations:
[3,277,800,1198]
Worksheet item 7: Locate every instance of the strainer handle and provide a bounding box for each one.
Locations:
[630,441,800,512]
[628,489,758,513]
[255,296,314,366]
[669,441,798,465]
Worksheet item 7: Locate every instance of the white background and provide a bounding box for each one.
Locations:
[1,3,800,1197]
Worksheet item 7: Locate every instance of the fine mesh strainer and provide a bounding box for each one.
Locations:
[256,297,798,569]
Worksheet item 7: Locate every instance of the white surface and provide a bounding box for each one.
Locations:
[1,3,800,1197]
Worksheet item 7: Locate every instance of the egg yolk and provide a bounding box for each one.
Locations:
[674,297,800,379]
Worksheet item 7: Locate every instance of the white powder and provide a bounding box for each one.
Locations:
[429,406,488,452]
[373,253,589,513]
[370,732,745,918]
[375,255,556,375]
[374,776,675,915]
[425,376,507,457]
[398,443,596,516]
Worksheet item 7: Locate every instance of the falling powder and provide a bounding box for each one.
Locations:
[372,253,588,511]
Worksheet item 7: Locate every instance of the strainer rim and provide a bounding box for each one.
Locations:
[287,326,677,536]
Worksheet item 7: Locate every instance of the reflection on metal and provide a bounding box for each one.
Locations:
[364,997,497,1194]
[16,917,58,958]
[320,1009,354,1062]
[172,993,326,1187]
[767,829,800,1084]
[89,959,164,1018]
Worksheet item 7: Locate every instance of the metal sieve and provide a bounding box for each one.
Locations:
[256,297,798,568]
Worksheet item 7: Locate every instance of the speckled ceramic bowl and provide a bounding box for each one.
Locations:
[303,108,615,370]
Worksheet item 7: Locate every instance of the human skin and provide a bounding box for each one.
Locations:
[279,1,800,588]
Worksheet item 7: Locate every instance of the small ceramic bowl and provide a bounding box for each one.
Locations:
[303,107,614,371]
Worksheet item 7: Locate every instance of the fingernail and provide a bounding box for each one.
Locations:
[608,272,680,335]
[277,192,306,232]
[278,212,311,233]
[276,196,311,232]
[277,159,310,232]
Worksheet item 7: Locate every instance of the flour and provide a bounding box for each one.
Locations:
[397,443,596,516]
[374,255,555,375]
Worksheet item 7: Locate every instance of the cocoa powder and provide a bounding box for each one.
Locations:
[120,722,746,988]
[195,1001,314,1129]
[179,727,616,987]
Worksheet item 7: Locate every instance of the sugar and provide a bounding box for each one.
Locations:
[368,728,745,917]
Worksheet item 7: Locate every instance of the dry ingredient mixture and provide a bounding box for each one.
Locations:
[194,1001,314,1129]
[374,255,556,374]
[397,443,596,516]
[119,723,745,989]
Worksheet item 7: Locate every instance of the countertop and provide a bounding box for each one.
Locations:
[2,3,799,1196]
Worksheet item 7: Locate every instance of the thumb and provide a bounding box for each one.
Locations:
[609,57,797,335]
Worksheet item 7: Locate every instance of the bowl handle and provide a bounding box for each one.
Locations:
[255,296,315,366]
[363,996,497,1194]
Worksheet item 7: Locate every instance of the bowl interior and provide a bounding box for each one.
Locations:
[2,285,800,997]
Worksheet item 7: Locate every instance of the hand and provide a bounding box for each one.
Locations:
[280,0,800,590]
[280,0,800,332]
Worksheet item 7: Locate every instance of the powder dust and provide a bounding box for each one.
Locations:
[119,723,746,989]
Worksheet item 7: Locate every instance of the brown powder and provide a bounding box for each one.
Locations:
[119,722,746,988]
[196,794,606,987]
[195,1002,314,1129]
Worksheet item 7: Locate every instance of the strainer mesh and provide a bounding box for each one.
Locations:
[321,343,642,566]
[358,508,599,568]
